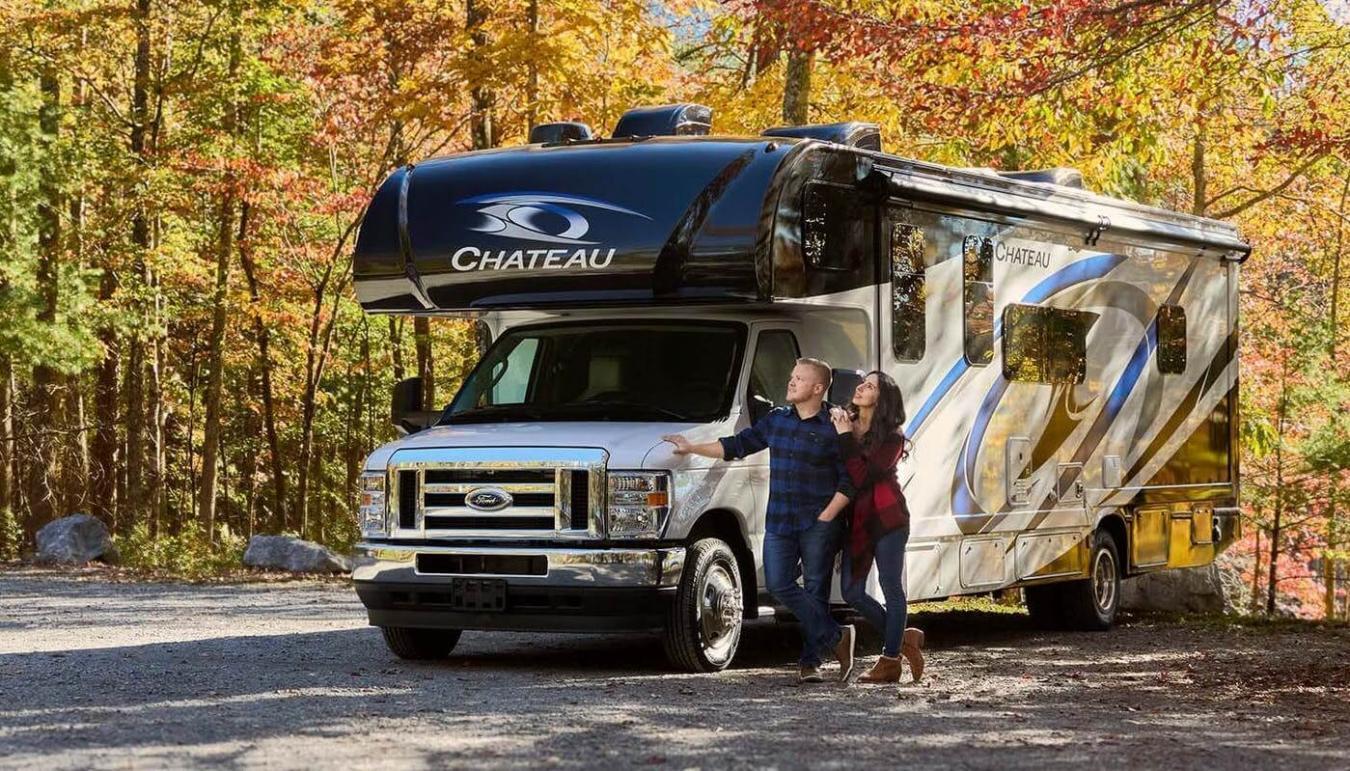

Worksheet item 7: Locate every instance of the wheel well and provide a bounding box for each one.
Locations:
[1096,512,1128,574]
[687,509,758,619]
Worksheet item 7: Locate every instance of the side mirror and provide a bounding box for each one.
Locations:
[748,393,774,424]
[829,368,864,408]
[391,377,437,435]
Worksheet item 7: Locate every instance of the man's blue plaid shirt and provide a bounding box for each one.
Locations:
[719,404,856,535]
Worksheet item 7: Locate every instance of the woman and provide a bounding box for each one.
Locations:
[830,371,925,683]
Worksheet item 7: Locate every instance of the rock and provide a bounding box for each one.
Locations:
[35,514,115,565]
[243,535,352,574]
[1120,563,1227,614]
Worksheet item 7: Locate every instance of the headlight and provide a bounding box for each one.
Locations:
[359,471,388,537]
[607,471,670,539]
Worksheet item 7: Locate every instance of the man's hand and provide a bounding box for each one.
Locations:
[662,434,694,455]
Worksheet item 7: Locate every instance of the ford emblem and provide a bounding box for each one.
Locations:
[465,487,512,512]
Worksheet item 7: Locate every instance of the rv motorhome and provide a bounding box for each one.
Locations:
[350,105,1249,671]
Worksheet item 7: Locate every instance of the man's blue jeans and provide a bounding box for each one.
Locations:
[763,518,844,667]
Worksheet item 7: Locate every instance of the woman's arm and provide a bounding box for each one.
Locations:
[838,433,905,487]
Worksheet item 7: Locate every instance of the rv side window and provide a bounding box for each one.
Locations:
[1157,304,1186,374]
[1002,304,1047,382]
[802,184,865,271]
[891,222,926,362]
[963,236,994,366]
[1002,304,1093,385]
[1046,309,1093,383]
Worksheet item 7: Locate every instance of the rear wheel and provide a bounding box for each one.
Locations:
[1023,529,1121,631]
[1024,584,1065,629]
[380,626,463,660]
[663,537,743,672]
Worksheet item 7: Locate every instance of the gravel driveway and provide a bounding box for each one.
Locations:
[2,567,1347,770]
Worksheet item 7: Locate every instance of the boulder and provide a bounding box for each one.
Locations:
[243,535,352,574]
[1120,563,1227,614]
[35,514,116,565]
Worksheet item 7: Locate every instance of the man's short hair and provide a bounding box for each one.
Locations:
[796,357,832,389]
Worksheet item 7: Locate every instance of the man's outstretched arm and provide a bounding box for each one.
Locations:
[662,434,727,459]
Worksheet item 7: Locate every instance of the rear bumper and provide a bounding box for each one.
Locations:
[352,542,685,633]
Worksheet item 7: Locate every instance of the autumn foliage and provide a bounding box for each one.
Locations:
[0,0,1346,614]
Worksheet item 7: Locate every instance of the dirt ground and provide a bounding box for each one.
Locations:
[1,566,1347,770]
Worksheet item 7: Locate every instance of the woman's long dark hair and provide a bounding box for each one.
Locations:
[852,370,912,460]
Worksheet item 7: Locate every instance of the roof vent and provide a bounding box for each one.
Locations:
[528,121,594,144]
[612,103,712,138]
[997,167,1085,189]
[762,122,881,151]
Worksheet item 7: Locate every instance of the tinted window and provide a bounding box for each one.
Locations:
[1157,304,1186,374]
[447,323,744,423]
[891,221,926,362]
[1002,304,1096,384]
[803,183,866,271]
[963,236,994,366]
[749,330,800,420]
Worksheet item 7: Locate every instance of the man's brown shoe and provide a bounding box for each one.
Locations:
[857,654,904,684]
[798,664,825,683]
[834,624,857,681]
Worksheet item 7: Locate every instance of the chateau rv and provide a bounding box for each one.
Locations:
[350,105,1249,671]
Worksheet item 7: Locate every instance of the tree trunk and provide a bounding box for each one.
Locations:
[526,0,539,129]
[0,51,13,528]
[0,355,11,525]
[415,317,434,410]
[467,0,495,149]
[28,64,63,535]
[389,318,405,382]
[782,47,812,124]
[124,0,155,532]
[196,18,243,539]
[1191,120,1207,216]
[92,272,120,527]
[238,201,286,532]
[1326,173,1348,621]
[1265,361,1290,615]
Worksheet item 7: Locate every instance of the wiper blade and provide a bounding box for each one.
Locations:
[443,404,546,423]
[565,400,692,422]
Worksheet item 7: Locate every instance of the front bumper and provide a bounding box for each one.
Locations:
[352,542,686,632]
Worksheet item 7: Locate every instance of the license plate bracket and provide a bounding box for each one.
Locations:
[451,578,507,612]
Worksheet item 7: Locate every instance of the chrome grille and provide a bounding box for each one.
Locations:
[386,447,607,539]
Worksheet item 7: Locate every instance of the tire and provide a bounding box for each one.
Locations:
[1024,584,1065,629]
[380,626,463,660]
[663,537,744,672]
[1059,529,1122,631]
[1022,529,1121,631]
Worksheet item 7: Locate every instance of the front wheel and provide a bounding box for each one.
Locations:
[380,626,463,660]
[662,538,744,672]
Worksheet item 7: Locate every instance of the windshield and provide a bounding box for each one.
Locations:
[444,322,745,424]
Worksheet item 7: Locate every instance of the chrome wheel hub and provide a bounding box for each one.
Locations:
[697,561,742,661]
[1093,547,1117,613]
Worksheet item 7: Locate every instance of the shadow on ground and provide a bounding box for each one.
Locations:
[1,571,1347,769]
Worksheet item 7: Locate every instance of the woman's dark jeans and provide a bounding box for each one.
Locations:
[840,526,909,657]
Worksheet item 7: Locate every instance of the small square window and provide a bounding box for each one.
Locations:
[802,184,865,271]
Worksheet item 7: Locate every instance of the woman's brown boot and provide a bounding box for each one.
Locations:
[901,627,925,682]
[856,654,903,683]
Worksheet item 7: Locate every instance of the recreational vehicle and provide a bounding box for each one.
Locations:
[350,104,1249,671]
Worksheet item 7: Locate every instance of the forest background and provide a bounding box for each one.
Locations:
[1,0,1347,617]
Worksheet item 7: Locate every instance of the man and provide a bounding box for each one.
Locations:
[664,358,856,683]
